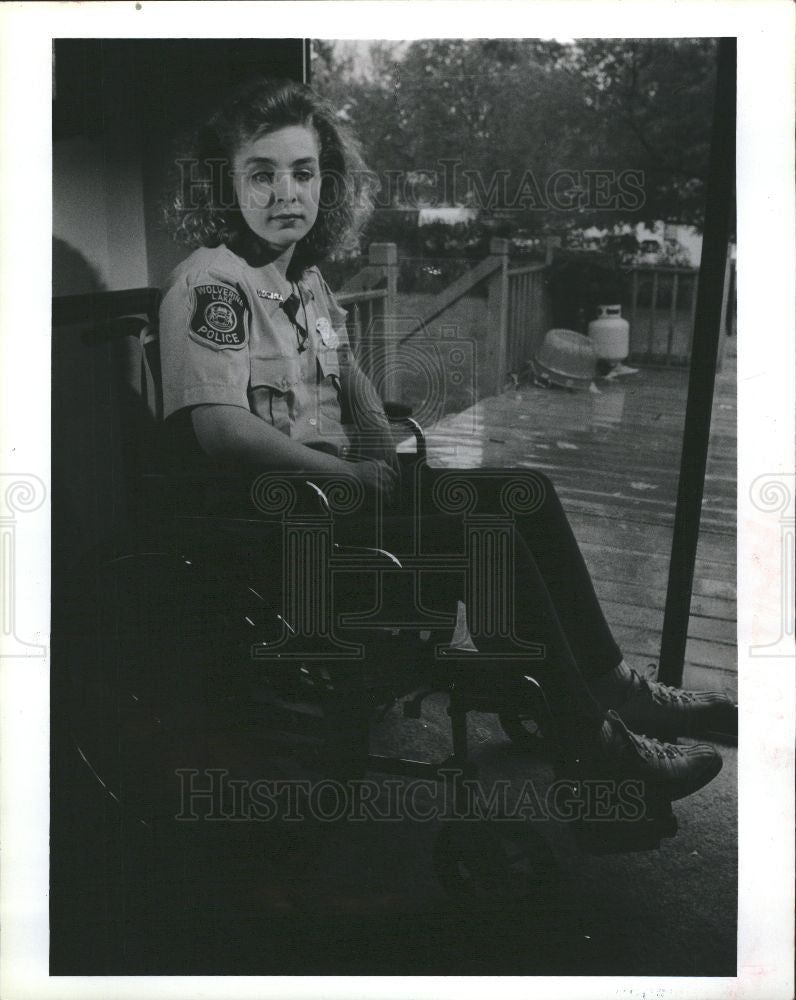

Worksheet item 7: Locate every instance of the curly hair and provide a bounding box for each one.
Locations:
[163,77,376,274]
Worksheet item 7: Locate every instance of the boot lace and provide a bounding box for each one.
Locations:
[635,664,694,706]
[631,730,681,760]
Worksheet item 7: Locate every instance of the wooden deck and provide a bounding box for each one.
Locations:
[412,352,737,696]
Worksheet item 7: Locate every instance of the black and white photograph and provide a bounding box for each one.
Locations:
[0,2,794,998]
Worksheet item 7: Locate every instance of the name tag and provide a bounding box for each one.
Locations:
[316,316,338,349]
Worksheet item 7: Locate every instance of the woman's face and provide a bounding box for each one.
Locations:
[231,124,322,257]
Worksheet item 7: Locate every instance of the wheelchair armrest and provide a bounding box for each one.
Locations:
[141,470,334,519]
[382,401,413,420]
[382,401,427,462]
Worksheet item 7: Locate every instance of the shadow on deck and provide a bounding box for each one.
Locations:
[411,352,737,695]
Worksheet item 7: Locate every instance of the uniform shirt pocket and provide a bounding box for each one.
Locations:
[249,356,303,435]
[317,347,341,380]
[315,349,347,436]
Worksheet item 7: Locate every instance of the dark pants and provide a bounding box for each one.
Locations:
[330,464,618,735]
[186,463,622,744]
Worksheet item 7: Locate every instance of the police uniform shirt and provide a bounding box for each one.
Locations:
[158,245,352,454]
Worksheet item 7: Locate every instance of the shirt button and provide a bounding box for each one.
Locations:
[308,418,317,426]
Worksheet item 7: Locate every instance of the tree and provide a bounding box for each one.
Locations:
[544,38,718,226]
[312,38,721,243]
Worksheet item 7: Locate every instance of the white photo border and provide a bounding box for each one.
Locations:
[1,2,793,999]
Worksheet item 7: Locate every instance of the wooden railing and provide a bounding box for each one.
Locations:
[627,266,698,367]
[51,246,734,434]
[395,238,520,400]
[336,238,552,406]
[336,243,398,398]
[626,258,734,368]
[506,259,552,377]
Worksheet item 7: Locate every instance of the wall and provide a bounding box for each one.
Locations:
[53,136,149,295]
[52,137,111,295]
[52,39,306,296]
[53,40,149,295]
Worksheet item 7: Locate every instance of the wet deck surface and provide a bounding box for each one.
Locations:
[413,353,737,695]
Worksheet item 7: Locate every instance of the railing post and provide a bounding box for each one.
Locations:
[368,242,399,399]
[630,269,639,359]
[648,270,659,362]
[667,272,679,365]
[486,237,510,396]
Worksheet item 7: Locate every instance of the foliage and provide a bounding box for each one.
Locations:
[545,250,628,331]
[549,38,718,226]
[312,38,721,242]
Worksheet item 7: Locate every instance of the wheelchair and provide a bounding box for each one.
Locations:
[52,294,680,960]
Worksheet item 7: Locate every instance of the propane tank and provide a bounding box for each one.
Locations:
[588,304,630,363]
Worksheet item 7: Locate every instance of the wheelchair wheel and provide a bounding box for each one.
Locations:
[433,821,558,904]
[498,712,545,751]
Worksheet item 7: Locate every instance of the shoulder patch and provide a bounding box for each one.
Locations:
[189,283,248,350]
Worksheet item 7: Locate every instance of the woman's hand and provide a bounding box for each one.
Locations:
[188,404,401,506]
[190,404,350,475]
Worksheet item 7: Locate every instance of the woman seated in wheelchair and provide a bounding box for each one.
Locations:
[159,77,736,817]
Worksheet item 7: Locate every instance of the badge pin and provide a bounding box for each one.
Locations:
[257,289,284,302]
[316,317,338,348]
